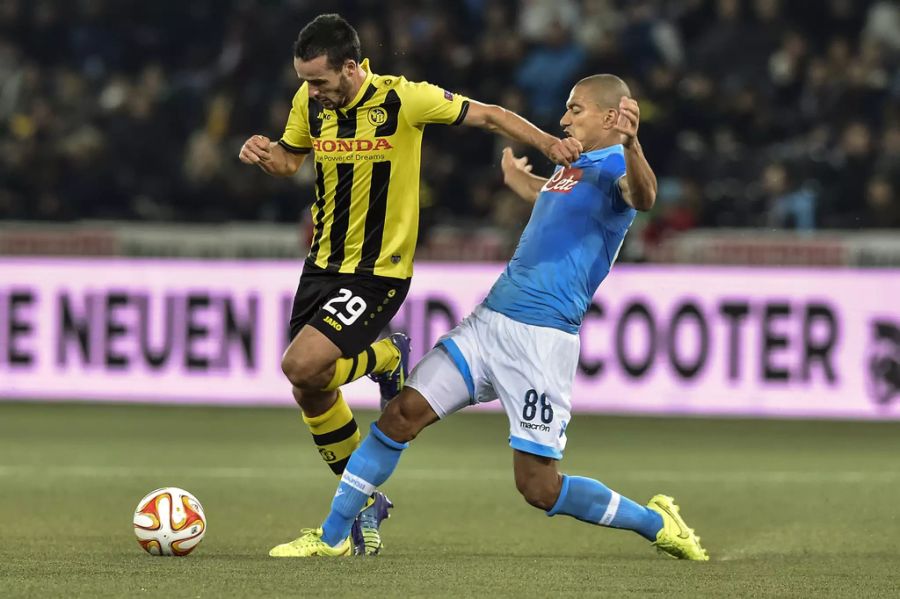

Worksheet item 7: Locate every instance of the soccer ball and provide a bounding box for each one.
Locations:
[133,487,207,556]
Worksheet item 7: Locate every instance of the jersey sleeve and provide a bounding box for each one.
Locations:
[398,80,470,128]
[279,83,313,154]
[600,153,630,213]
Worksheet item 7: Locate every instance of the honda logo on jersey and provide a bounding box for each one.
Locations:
[541,167,583,193]
[311,138,394,152]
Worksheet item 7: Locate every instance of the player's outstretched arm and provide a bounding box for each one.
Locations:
[614,97,656,211]
[238,134,307,177]
[501,147,546,203]
[463,101,583,167]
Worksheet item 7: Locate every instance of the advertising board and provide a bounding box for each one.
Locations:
[1,259,897,419]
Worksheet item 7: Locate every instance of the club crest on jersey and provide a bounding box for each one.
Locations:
[541,167,583,193]
[367,107,388,126]
[311,138,393,152]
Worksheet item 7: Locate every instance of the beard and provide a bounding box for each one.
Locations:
[320,75,353,109]
[335,74,353,108]
[314,73,355,110]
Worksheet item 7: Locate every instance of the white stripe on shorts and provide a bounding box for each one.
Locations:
[340,471,375,496]
[599,491,621,525]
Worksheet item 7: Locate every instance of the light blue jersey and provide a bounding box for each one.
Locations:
[484,145,635,333]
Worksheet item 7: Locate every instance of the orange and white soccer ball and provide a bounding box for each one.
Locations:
[133,487,207,556]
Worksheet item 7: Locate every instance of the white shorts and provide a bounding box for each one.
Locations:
[406,305,580,459]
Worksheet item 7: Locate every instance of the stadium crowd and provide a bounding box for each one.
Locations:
[1,0,898,243]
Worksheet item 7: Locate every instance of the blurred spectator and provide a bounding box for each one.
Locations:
[821,120,876,227]
[516,21,586,126]
[863,0,900,53]
[761,163,817,231]
[863,175,900,228]
[640,176,701,249]
[518,0,580,43]
[0,0,895,247]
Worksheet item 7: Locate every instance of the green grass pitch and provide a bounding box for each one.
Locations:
[1,402,899,598]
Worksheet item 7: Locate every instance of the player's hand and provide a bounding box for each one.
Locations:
[614,97,640,147]
[544,136,583,167]
[239,134,272,165]
[501,147,532,182]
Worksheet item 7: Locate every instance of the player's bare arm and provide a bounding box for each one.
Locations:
[500,147,546,203]
[614,97,656,211]
[238,134,307,177]
[463,100,583,167]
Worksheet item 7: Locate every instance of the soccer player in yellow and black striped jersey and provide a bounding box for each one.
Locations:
[239,13,582,557]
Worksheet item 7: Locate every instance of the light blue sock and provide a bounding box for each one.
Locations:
[320,423,408,547]
[546,475,663,541]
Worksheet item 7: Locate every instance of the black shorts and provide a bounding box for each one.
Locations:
[289,262,411,357]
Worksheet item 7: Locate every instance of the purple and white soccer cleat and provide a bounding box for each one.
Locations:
[350,491,394,556]
[368,332,411,411]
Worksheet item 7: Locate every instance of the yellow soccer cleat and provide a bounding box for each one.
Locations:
[268,528,352,558]
[646,495,709,561]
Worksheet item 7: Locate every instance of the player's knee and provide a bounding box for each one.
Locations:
[516,473,561,511]
[378,392,426,443]
[280,351,320,389]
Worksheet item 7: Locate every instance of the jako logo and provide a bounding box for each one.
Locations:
[541,167,583,193]
[867,319,900,406]
[312,138,394,152]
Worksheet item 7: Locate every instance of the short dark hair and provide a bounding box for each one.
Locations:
[294,14,361,71]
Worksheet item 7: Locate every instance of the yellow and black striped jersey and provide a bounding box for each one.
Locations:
[279,58,470,279]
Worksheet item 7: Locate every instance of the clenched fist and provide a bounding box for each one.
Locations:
[239,135,272,165]
[544,136,583,167]
[614,97,640,147]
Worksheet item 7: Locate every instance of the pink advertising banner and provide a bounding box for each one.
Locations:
[1,258,898,419]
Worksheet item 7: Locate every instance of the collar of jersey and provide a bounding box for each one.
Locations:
[341,58,375,112]
[575,143,624,165]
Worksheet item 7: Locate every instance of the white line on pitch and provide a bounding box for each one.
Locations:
[0,465,898,484]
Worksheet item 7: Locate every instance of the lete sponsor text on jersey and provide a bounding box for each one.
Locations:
[541,167,583,193]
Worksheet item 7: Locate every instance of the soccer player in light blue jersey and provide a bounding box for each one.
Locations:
[270,74,709,560]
